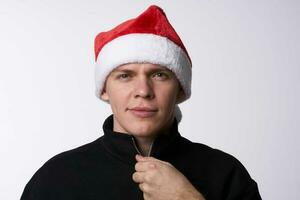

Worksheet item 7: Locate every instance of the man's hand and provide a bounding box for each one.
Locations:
[132,154,205,200]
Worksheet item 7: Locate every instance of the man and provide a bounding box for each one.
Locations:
[21,5,262,200]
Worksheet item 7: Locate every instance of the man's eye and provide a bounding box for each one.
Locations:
[117,74,129,79]
[153,72,168,79]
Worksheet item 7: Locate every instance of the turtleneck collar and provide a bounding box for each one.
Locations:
[101,114,182,165]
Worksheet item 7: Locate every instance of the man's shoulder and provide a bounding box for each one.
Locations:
[21,136,106,198]
[180,137,249,173]
[28,136,105,181]
[179,138,257,190]
[42,136,104,167]
[191,141,237,162]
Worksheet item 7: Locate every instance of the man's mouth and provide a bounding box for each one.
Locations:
[128,107,158,118]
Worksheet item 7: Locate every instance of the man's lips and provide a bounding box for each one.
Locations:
[128,107,158,118]
[130,107,158,112]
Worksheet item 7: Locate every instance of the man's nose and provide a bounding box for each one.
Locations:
[134,77,154,99]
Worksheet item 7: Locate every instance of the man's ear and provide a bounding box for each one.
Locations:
[100,88,109,102]
[175,87,185,103]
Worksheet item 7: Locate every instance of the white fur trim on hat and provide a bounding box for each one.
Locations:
[95,33,192,103]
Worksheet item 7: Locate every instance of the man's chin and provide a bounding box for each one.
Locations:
[128,124,160,138]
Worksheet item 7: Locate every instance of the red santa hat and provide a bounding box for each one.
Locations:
[94,5,192,103]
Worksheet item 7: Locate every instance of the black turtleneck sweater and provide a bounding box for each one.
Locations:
[21,115,262,200]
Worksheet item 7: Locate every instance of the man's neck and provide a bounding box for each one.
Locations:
[134,136,155,156]
[134,122,174,156]
[113,116,175,156]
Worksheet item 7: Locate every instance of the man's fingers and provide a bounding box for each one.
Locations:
[139,183,149,192]
[132,171,145,183]
[135,161,156,172]
[135,154,160,162]
[139,183,152,194]
[135,154,173,167]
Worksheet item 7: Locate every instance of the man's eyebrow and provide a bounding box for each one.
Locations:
[111,69,134,74]
[150,68,174,74]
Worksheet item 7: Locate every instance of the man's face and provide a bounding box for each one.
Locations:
[101,63,184,138]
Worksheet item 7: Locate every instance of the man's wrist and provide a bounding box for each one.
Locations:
[192,191,206,200]
[180,186,205,200]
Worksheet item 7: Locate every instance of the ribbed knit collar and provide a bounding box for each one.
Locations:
[101,114,182,165]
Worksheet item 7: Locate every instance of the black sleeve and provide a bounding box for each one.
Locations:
[20,157,80,200]
[224,157,262,200]
[20,171,41,200]
[240,181,262,200]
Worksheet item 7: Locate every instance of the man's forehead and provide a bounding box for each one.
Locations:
[112,63,171,72]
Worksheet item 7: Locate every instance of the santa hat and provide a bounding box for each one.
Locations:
[94,5,192,121]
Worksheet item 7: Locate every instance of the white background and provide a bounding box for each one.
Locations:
[1,0,299,199]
